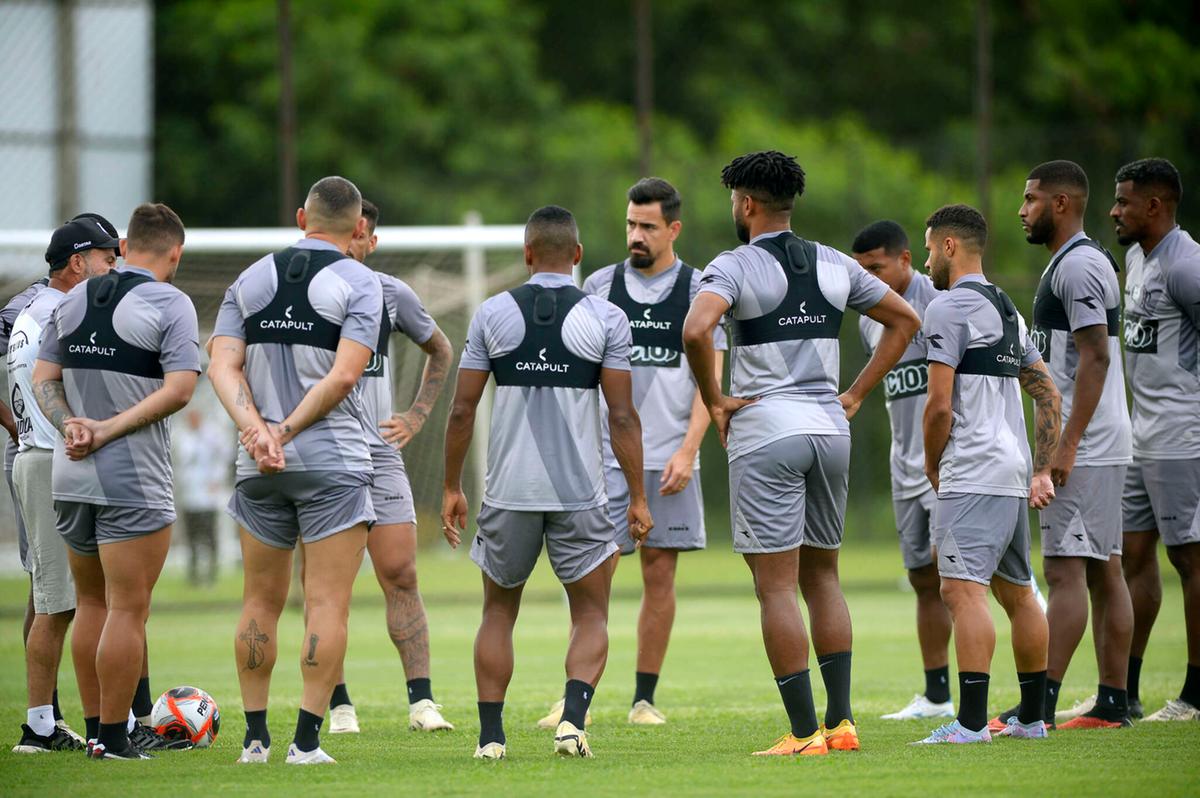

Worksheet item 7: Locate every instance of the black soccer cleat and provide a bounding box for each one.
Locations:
[1129,698,1144,720]
[12,724,86,753]
[129,722,193,751]
[89,741,153,760]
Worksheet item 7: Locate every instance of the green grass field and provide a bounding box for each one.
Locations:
[0,541,1196,796]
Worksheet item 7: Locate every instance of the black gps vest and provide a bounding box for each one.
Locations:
[60,271,163,379]
[245,247,344,351]
[956,282,1022,378]
[362,300,392,378]
[1031,238,1120,361]
[491,283,602,389]
[730,232,842,346]
[606,262,692,367]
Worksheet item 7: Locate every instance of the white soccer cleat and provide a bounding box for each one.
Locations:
[1055,694,1096,721]
[537,698,593,729]
[285,743,336,764]
[55,720,86,746]
[329,704,360,734]
[628,700,666,725]
[474,741,506,760]
[409,699,454,731]
[554,720,593,757]
[237,739,270,763]
[881,694,956,720]
[1143,699,1200,722]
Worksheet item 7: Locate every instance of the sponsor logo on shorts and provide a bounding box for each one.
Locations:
[515,347,569,373]
[1123,316,1158,353]
[776,301,827,327]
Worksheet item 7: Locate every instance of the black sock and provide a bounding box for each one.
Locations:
[244,709,270,748]
[633,671,659,706]
[132,677,153,719]
[1128,655,1143,701]
[562,679,594,729]
[817,651,854,726]
[84,716,99,741]
[51,689,63,722]
[329,683,352,709]
[292,709,323,753]
[407,678,433,704]
[924,666,951,704]
[957,672,990,732]
[1088,683,1128,721]
[1017,671,1048,725]
[775,670,819,738]
[478,702,505,746]
[98,721,129,753]
[1042,677,1060,723]
[1181,664,1200,708]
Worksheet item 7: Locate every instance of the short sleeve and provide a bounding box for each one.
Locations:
[602,304,632,371]
[37,311,62,365]
[841,251,890,313]
[1055,254,1112,331]
[0,298,20,355]
[459,308,492,371]
[158,292,202,373]
[689,270,728,351]
[923,296,969,369]
[697,252,743,308]
[385,277,436,346]
[339,266,384,350]
[1165,254,1200,331]
[211,283,246,340]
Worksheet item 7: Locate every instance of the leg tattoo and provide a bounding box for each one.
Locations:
[386,587,431,677]
[239,619,269,670]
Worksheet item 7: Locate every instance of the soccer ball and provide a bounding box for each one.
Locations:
[150,686,221,748]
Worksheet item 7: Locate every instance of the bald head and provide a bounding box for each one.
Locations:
[524,205,580,269]
[302,176,362,235]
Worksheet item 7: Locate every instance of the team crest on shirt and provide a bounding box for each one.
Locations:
[1124,316,1159,353]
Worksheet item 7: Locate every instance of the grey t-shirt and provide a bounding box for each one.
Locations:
[1035,231,1132,466]
[361,272,437,470]
[38,266,201,509]
[212,238,383,479]
[460,271,632,511]
[860,270,938,499]
[1123,226,1200,460]
[583,260,727,471]
[7,286,67,451]
[923,274,1041,498]
[697,231,889,461]
[1,280,48,471]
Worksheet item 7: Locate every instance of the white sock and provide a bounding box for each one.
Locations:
[27,705,55,737]
[127,709,136,733]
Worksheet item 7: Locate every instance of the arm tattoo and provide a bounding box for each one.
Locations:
[410,333,451,419]
[1020,365,1061,472]
[34,380,72,437]
[235,379,249,409]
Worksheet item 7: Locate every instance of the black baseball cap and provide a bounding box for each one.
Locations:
[70,212,120,240]
[45,217,121,271]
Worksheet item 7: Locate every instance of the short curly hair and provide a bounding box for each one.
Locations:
[720,151,806,212]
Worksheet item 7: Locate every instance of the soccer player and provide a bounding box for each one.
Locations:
[442,205,651,760]
[325,199,455,734]
[8,218,117,753]
[208,176,382,765]
[1000,160,1134,731]
[682,151,921,756]
[850,220,954,721]
[32,203,200,759]
[1112,157,1200,722]
[566,177,723,726]
[914,204,1060,745]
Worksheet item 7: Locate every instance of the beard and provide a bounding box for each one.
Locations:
[628,248,655,269]
[930,255,951,290]
[1024,209,1055,245]
[734,218,751,244]
[1115,225,1136,247]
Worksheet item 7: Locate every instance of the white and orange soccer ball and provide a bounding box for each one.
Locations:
[150,686,221,748]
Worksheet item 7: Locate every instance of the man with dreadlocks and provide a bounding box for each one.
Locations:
[682,151,920,755]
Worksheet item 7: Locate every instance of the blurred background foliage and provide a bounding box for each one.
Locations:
[154,0,1200,539]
